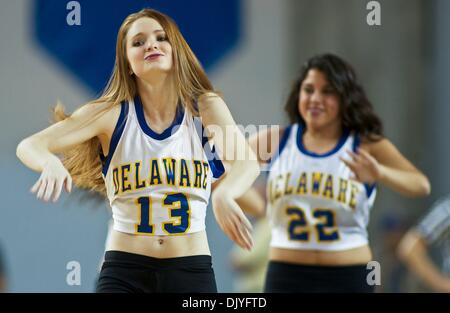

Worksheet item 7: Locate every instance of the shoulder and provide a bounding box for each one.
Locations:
[74,101,122,139]
[359,136,412,166]
[359,135,389,155]
[196,92,234,128]
[72,100,112,117]
[197,92,224,111]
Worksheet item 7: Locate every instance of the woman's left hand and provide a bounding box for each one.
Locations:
[340,148,382,184]
[211,187,254,251]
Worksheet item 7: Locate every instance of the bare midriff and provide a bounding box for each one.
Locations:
[269,245,372,266]
[106,229,211,258]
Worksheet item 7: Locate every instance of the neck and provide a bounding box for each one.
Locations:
[136,73,178,117]
[304,122,343,141]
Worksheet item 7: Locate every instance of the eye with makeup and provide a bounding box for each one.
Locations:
[156,33,167,42]
[131,33,167,47]
[132,39,145,47]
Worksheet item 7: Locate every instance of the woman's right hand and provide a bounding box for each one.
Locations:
[30,155,72,202]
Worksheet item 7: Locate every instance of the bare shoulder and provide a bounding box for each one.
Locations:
[77,101,121,152]
[99,102,122,149]
[197,92,224,111]
[196,92,236,131]
[198,92,222,102]
[360,136,419,170]
[96,102,122,134]
[359,136,392,157]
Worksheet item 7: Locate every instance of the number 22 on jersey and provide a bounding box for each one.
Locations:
[287,207,339,242]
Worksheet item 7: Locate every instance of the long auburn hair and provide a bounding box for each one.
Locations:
[53,8,215,196]
[285,53,383,141]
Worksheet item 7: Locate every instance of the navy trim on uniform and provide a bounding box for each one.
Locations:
[352,133,376,198]
[296,124,350,158]
[193,117,225,179]
[352,133,361,152]
[267,125,292,169]
[101,101,129,176]
[208,145,226,179]
[134,95,184,140]
[364,184,376,198]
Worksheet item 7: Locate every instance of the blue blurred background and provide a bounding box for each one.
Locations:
[0,0,449,292]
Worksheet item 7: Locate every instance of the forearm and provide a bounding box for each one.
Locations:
[402,243,449,291]
[16,137,59,173]
[378,165,430,197]
[216,159,260,199]
[398,231,449,292]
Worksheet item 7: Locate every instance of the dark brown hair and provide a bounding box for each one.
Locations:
[285,53,383,141]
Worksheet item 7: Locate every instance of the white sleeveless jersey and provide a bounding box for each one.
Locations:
[100,96,224,236]
[266,124,376,251]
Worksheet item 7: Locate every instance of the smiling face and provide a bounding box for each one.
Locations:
[298,69,342,132]
[126,17,173,79]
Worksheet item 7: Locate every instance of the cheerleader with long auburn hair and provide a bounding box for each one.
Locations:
[16,8,259,293]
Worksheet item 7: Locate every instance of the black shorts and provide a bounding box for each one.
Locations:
[96,251,217,293]
[264,261,375,293]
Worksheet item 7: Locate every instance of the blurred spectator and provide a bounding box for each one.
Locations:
[397,195,450,292]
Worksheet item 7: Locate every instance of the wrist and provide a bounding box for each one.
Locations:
[213,185,233,200]
[376,164,387,182]
[43,154,60,167]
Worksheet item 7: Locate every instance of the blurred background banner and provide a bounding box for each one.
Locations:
[1,0,449,292]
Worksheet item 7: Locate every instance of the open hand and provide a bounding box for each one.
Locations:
[30,158,72,202]
[340,148,381,184]
[211,188,253,251]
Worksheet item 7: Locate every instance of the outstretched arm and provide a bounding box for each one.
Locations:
[16,102,113,202]
[397,230,450,292]
[341,138,431,197]
[233,126,284,218]
[198,93,260,250]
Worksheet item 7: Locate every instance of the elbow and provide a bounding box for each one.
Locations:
[421,177,431,196]
[416,175,431,197]
[396,238,410,263]
[397,235,415,264]
[396,231,422,263]
[16,138,30,162]
[16,137,40,164]
[404,174,431,198]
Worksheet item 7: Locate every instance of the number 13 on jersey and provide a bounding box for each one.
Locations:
[136,192,190,235]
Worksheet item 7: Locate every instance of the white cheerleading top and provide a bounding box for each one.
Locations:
[266,124,376,251]
[100,96,224,236]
